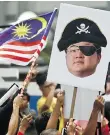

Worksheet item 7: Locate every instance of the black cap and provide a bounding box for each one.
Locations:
[58,18,107,51]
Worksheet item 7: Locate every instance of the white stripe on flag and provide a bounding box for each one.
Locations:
[0,51,33,58]
[0,44,40,51]
[0,57,31,66]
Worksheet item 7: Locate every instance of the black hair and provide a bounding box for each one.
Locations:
[55,84,61,89]
[107,62,110,75]
[23,92,30,102]
[104,62,110,91]
[35,112,60,135]
[104,101,110,128]
[35,112,51,135]
[40,129,58,135]
[18,88,30,102]
[96,47,101,54]
[36,72,47,86]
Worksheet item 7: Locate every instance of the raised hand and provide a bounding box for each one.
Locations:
[19,114,33,133]
[75,126,83,135]
[66,118,76,135]
[57,91,65,106]
[13,95,24,108]
[93,96,104,112]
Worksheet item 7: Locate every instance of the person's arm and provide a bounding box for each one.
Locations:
[46,91,64,129]
[7,95,23,135]
[38,85,56,114]
[0,90,20,135]
[17,114,32,135]
[101,117,109,135]
[83,96,104,135]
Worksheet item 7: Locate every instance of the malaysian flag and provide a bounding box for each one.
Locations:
[0,9,57,66]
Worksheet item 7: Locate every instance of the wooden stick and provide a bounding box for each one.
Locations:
[69,87,77,119]
[20,56,37,94]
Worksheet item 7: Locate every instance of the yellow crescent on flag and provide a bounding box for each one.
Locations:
[27,17,47,40]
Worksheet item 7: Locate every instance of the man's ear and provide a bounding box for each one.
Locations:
[97,54,101,64]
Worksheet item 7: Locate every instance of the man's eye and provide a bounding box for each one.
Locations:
[70,50,76,52]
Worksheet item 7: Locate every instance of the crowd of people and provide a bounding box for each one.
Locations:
[0,65,110,135]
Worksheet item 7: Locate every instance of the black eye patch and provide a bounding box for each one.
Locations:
[79,46,98,56]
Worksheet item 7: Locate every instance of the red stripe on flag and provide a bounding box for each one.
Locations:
[40,43,43,47]
[0,54,30,62]
[8,40,41,46]
[40,36,46,47]
[42,36,46,40]
[0,48,37,54]
[36,49,41,55]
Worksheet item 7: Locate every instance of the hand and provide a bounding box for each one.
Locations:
[49,82,57,90]
[13,95,23,108]
[57,91,64,106]
[54,89,65,97]
[31,62,39,79]
[101,116,109,127]
[66,118,76,135]
[93,96,104,112]
[19,114,33,133]
[75,126,83,135]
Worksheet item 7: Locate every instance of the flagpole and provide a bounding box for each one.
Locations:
[20,9,57,94]
[20,57,37,94]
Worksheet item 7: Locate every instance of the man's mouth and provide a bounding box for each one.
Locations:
[74,61,84,64]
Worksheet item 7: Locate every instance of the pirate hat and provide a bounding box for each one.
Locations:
[57,18,107,51]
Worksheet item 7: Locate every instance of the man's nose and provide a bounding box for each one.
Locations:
[75,49,84,58]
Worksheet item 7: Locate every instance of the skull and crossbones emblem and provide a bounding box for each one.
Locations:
[75,23,90,34]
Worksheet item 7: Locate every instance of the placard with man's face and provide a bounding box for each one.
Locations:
[47,3,110,91]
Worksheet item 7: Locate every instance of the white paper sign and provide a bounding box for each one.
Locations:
[47,3,110,91]
[62,84,100,121]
